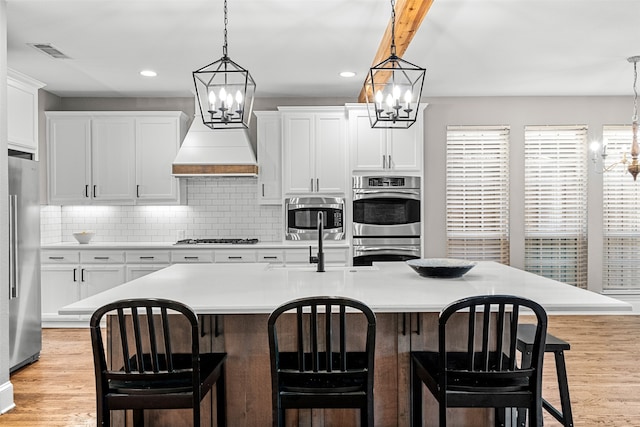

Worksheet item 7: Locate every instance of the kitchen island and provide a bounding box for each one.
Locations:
[60,261,631,426]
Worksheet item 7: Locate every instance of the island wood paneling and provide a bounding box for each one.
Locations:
[4,315,640,426]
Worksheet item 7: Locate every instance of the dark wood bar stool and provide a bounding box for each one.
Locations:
[517,324,574,427]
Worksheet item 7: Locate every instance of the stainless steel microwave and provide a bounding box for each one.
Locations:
[285,197,345,241]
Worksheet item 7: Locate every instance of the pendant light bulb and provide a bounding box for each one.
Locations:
[392,85,401,101]
[208,91,216,109]
[375,90,384,108]
[404,90,412,105]
[385,93,394,109]
[219,87,227,102]
[235,90,243,105]
[226,93,234,109]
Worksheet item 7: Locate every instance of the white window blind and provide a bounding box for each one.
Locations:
[446,126,510,263]
[524,125,588,288]
[602,125,640,290]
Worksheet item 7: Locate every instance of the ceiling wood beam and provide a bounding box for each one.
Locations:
[358,0,435,102]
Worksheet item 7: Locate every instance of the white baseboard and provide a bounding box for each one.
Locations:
[0,380,15,415]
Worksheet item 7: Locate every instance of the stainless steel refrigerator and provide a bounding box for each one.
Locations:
[8,154,41,372]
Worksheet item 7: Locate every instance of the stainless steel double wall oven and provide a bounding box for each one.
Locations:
[352,176,421,266]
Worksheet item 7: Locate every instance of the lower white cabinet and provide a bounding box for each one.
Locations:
[41,250,125,326]
[41,245,349,326]
[214,249,258,263]
[125,250,171,281]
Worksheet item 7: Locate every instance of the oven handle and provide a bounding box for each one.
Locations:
[353,190,420,200]
[354,246,421,253]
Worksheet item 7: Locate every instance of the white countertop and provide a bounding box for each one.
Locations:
[43,241,349,250]
[60,261,632,315]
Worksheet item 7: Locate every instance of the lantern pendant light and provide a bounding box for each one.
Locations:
[363,0,426,129]
[193,0,256,130]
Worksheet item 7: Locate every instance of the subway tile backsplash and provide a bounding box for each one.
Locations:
[41,177,283,244]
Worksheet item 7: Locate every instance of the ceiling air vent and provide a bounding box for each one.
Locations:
[28,43,70,59]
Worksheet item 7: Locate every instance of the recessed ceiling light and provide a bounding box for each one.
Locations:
[340,71,356,78]
[140,70,157,77]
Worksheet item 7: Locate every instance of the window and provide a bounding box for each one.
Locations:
[524,126,588,288]
[602,125,640,290]
[446,126,510,263]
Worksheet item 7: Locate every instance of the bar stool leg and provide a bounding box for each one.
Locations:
[554,349,573,427]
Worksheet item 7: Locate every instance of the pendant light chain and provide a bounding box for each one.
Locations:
[390,0,397,57]
[222,0,228,58]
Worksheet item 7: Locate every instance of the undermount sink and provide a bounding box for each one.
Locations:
[267,264,379,272]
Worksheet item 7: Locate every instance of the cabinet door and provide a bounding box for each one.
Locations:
[349,111,386,171]
[256,112,282,204]
[41,264,81,322]
[387,125,423,172]
[315,113,347,193]
[8,76,39,155]
[47,116,92,204]
[80,264,126,300]
[136,116,181,202]
[283,113,314,194]
[91,117,136,202]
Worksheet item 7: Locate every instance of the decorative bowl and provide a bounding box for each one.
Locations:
[73,231,95,244]
[406,258,477,278]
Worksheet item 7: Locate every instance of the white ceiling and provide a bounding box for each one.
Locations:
[7,0,640,99]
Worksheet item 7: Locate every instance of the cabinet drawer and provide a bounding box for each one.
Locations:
[42,250,80,264]
[214,250,258,263]
[80,250,125,264]
[125,250,171,264]
[257,249,284,264]
[171,250,214,263]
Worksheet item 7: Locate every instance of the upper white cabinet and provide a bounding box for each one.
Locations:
[281,107,347,195]
[255,111,282,204]
[7,69,45,158]
[46,111,187,205]
[135,116,185,203]
[347,104,426,173]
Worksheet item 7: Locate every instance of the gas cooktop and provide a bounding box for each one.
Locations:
[174,238,259,245]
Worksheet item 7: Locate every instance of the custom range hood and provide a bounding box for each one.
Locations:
[172,117,258,176]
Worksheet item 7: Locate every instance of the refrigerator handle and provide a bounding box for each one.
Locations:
[8,195,19,299]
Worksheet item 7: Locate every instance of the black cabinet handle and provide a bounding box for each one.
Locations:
[184,256,199,260]
[81,268,85,282]
[228,256,242,260]
[140,256,155,260]
[94,256,109,260]
[93,185,97,198]
[414,312,421,335]
[84,185,89,198]
[136,185,140,198]
[49,256,64,260]
[73,268,77,282]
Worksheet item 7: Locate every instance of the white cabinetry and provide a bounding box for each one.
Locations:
[91,117,136,202]
[125,250,171,281]
[347,104,425,173]
[255,111,282,204]
[281,107,347,195]
[7,69,45,158]
[41,250,125,326]
[46,111,187,205]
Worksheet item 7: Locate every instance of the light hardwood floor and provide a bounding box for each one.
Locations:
[2,316,640,426]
